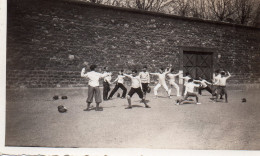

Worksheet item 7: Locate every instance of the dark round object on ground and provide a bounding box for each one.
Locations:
[58,105,67,113]
[242,98,246,102]
[61,96,68,99]
[147,86,151,93]
[53,95,59,100]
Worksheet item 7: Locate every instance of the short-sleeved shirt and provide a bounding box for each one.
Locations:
[185,82,200,93]
[82,71,106,87]
[139,72,150,83]
[103,72,112,83]
[128,75,141,88]
[214,74,221,85]
[117,75,125,84]
[219,77,228,86]
[183,76,191,86]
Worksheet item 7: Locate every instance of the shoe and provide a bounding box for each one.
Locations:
[145,105,151,108]
[196,102,202,105]
[83,108,90,111]
[121,97,125,99]
[125,106,132,109]
[169,96,172,99]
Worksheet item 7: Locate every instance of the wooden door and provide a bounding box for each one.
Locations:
[183,51,213,80]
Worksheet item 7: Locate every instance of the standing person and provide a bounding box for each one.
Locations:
[138,66,150,99]
[167,69,182,97]
[108,70,127,99]
[150,67,171,98]
[212,69,223,99]
[179,72,192,96]
[102,66,112,101]
[176,79,201,105]
[215,71,231,103]
[194,76,213,95]
[124,69,151,109]
[81,65,109,111]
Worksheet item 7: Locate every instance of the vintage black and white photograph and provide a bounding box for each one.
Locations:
[3,0,260,152]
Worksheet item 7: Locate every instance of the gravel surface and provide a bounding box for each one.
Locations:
[5,87,260,150]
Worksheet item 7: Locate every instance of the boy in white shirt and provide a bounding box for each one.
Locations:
[81,65,109,111]
[124,69,151,109]
[108,70,127,99]
[167,69,182,97]
[215,71,231,103]
[150,67,171,98]
[138,66,150,99]
[176,79,201,105]
[179,72,192,96]
[103,66,112,101]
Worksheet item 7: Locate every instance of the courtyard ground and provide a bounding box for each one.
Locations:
[5,86,260,150]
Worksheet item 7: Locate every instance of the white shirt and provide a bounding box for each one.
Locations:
[200,80,208,88]
[103,72,112,83]
[115,75,125,84]
[125,75,141,88]
[168,73,178,84]
[81,69,108,87]
[152,73,167,85]
[185,82,200,94]
[139,72,150,83]
[182,76,191,86]
[213,74,221,85]
[219,75,231,86]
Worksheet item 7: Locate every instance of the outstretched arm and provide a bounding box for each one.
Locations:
[123,73,132,78]
[150,73,158,75]
[112,77,119,84]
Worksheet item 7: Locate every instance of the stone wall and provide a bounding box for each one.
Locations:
[7,0,260,88]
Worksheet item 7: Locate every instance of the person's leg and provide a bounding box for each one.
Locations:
[198,87,203,95]
[162,83,171,97]
[103,82,109,100]
[108,84,119,99]
[173,82,180,96]
[215,86,220,102]
[126,88,134,109]
[223,87,228,103]
[182,84,186,96]
[94,87,102,111]
[205,86,213,94]
[119,83,127,98]
[85,86,94,111]
[136,87,150,108]
[142,83,148,99]
[154,83,161,98]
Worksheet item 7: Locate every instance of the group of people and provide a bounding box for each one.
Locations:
[81,65,231,111]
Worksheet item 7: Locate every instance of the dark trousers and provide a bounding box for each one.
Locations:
[216,86,228,102]
[109,83,127,98]
[103,81,110,100]
[198,86,212,95]
[182,85,186,96]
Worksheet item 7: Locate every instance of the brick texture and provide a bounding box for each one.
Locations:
[7,0,260,88]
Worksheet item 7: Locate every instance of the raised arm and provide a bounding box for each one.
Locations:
[81,68,88,77]
[165,67,171,74]
[226,72,231,79]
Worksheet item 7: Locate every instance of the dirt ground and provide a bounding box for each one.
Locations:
[5,86,260,150]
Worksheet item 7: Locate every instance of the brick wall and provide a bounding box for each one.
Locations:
[7,0,260,88]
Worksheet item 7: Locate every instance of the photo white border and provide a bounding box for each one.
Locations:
[0,0,259,155]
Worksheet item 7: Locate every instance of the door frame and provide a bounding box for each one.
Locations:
[178,46,217,83]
